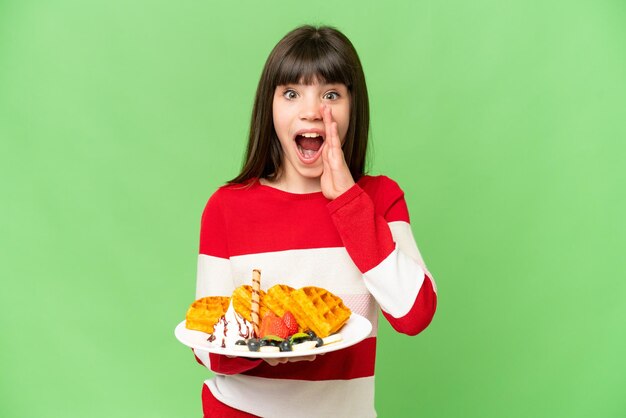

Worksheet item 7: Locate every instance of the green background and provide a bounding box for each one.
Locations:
[1,1,625,417]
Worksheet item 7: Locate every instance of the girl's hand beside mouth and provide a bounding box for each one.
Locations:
[320,105,355,200]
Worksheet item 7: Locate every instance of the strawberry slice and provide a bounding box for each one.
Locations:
[266,316,290,339]
[282,311,299,335]
[259,312,278,338]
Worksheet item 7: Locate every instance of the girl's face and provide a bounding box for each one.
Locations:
[272,77,350,185]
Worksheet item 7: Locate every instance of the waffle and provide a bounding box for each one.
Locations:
[290,286,352,338]
[265,284,296,318]
[265,284,307,332]
[185,296,230,334]
[232,285,270,322]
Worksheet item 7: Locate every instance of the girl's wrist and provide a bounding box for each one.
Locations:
[327,183,363,212]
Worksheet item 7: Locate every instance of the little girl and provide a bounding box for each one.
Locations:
[192,25,437,417]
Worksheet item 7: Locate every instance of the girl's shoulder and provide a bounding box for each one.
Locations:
[358,174,406,213]
[201,179,257,208]
[215,179,257,193]
[358,174,405,198]
[358,175,412,221]
[217,179,256,194]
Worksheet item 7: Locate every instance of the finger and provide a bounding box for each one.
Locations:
[321,120,331,162]
[325,110,338,161]
[322,105,333,157]
[322,103,334,125]
[321,104,329,131]
[331,121,340,151]
[264,357,288,366]
[264,358,278,366]
[326,112,340,154]
[325,107,332,136]
[290,355,317,362]
[322,141,333,178]
[330,122,345,168]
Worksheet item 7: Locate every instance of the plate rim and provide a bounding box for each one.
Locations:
[174,313,372,359]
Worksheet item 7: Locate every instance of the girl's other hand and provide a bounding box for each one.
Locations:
[263,355,317,366]
[320,105,355,200]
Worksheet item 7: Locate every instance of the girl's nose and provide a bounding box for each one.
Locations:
[299,100,322,121]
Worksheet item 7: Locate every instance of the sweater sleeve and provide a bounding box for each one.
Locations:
[192,190,262,374]
[326,177,437,336]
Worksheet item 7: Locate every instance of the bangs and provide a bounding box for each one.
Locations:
[274,40,353,88]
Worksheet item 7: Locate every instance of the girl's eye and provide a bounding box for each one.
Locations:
[324,91,340,100]
[283,89,298,100]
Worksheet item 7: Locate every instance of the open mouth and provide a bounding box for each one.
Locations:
[294,132,325,161]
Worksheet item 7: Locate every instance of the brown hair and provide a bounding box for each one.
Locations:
[228,25,370,185]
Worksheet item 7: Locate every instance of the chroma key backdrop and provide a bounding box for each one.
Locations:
[1,1,625,417]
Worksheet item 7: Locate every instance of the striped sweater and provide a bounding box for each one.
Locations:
[193,175,437,417]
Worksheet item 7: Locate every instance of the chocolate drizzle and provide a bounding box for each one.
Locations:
[208,311,253,347]
[235,314,252,339]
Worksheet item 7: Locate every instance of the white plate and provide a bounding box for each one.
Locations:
[174,314,372,358]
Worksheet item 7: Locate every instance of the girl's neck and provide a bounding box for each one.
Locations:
[259,174,321,194]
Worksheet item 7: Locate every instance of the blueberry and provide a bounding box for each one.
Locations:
[235,340,247,346]
[247,339,261,352]
[279,340,292,352]
[259,339,270,347]
[306,330,317,339]
[314,337,324,348]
